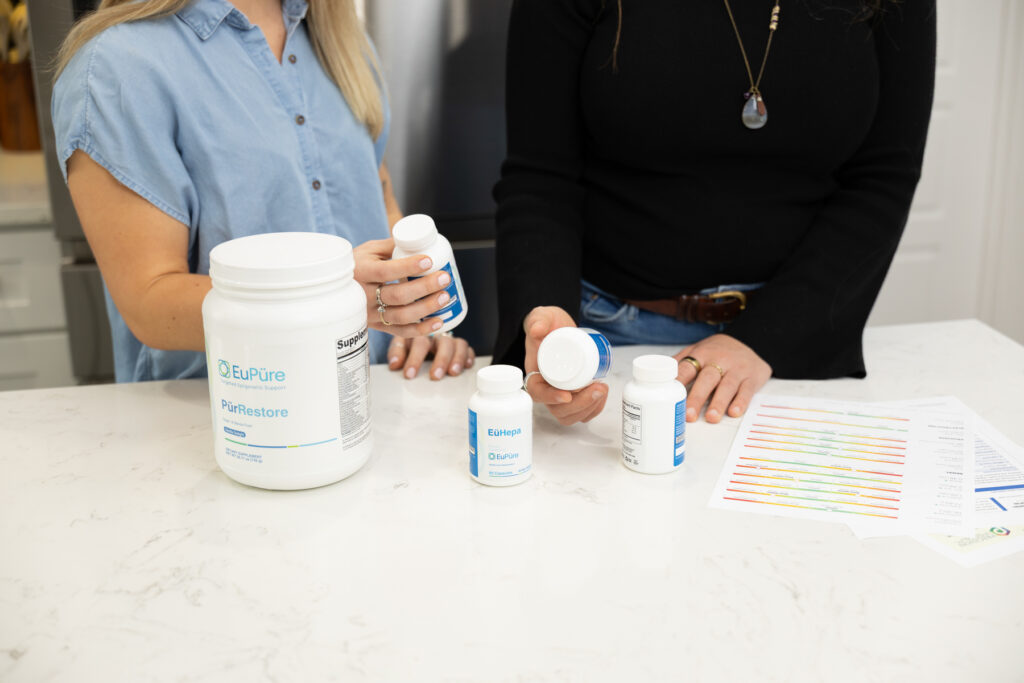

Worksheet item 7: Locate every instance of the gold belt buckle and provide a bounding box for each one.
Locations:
[704,290,747,325]
[708,290,748,309]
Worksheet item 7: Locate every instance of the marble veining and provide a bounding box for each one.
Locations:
[1,320,1022,682]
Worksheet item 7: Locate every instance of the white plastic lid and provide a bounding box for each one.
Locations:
[392,214,439,253]
[209,232,354,290]
[537,327,598,390]
[632,354,679,383]
[476,364,524,394]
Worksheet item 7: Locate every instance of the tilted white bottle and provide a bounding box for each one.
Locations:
[391,214,468,333]
[468,365,533,486]
[621,355,687,474]
[536,327,612,391]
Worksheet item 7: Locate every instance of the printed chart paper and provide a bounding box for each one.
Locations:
[709,395,972,536]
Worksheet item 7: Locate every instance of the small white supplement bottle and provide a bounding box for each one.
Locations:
[391,213,468,333]
[621,354,687,474]
[468,365,533,486]
[202,232,373,490]
[536,327,612,391]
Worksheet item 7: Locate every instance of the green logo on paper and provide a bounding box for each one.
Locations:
[218,359,231,378]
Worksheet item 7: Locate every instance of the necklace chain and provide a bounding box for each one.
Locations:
[723,0,780,97]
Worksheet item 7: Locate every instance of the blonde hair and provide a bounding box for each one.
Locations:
[55,0,385,139]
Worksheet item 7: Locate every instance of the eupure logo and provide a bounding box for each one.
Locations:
[217,359,286,383]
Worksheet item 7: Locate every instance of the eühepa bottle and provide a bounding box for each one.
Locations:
[468,365,533,486]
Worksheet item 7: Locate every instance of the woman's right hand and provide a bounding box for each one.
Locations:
[523,306,609,425]
[354,238,452,337]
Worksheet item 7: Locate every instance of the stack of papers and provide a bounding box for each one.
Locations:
[709,394,1024,567]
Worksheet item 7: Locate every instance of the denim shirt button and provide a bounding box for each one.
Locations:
[288,54,297,64]
[312,179,321,190]
[295,114,305,125]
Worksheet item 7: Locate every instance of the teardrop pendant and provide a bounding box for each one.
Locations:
[741,94,768,130]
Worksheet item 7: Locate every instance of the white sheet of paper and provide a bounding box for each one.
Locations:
[709,394,972,536]
[880,397,1024,526]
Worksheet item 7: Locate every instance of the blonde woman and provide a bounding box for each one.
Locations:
[53,0,473,382]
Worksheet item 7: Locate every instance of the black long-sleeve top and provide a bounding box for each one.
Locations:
[492,0,936,378]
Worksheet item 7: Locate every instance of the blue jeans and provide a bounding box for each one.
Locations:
[578,280,763,348]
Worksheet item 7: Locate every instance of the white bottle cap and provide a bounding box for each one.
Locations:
[632,354,679,383]
[209,232,354,290]
[393,214,439,253]
[537,327,598,391]
[476,365,524,394]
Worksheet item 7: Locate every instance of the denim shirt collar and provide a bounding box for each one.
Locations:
[178,0,309,41]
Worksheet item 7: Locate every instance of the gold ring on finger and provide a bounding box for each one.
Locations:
[375,284,386,309]
[708,361,724,378]
[378,307,393,326]
[680,356,702,373]
[523,371,541,390]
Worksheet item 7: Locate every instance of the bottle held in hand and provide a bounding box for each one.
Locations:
[537,327,612,391]
[391,214,468,333]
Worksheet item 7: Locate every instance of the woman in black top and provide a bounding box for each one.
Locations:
[493,0,935,425]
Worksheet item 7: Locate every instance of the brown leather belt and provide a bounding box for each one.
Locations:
[624,290,749,325]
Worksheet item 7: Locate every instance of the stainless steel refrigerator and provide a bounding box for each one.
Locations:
[28,0,114,383]
[367,0,509,356]
[28,0,509,382]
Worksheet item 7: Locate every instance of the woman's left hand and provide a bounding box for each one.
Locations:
[387,334,476,380]
[674,334,771,423]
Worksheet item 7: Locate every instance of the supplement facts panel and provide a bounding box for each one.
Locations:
[336,328,371,448]
[622,399,642,467]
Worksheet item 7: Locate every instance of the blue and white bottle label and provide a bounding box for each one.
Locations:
[468,409,532,483]
[410,262,463,323]
[468,409,479,477]
[674,398,686,467]
[581,328,612,380]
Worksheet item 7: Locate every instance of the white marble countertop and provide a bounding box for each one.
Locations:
[2,319,1023,682]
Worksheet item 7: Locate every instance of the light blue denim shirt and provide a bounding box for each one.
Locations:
[52,0,391,382]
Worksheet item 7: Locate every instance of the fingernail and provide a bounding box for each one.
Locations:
[433,368,444,379]
[432,321,443,331]
[730,406,742,416]
[687,408,696,420]
[405,367,417,379]
[591,391,603,401]
[450,364,462,374]
[389,356,399,366]
[707,409,719,420]
[438,272,451,286]
[559,394,572,404]
[419,257,432,271]
[438,292,450,305]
